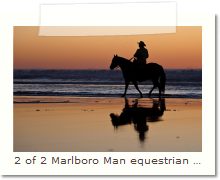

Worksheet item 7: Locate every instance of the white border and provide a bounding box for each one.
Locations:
[0,3,215,176]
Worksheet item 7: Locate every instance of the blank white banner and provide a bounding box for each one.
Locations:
[39,2,177,36]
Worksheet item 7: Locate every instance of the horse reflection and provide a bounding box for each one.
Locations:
[110,98,166,143]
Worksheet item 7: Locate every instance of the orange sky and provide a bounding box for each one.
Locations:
[14,26,202,69]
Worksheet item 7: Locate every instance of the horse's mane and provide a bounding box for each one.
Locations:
[116,56,132,65]
[117,56,129,61]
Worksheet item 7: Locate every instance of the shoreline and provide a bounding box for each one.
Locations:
[14,95,202,104]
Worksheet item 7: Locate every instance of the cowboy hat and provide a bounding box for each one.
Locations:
[138,41,146,46]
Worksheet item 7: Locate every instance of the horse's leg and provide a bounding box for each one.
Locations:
[122,81,129,97]
[149,79,157,97]
[157,77,162,99]
[149,85,156,97]
[133,81,143,98]
[158,85,161,99]
[124,98,129,108]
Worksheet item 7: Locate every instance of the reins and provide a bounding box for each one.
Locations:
[115,57,132,70]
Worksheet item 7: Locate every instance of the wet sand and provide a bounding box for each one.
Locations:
[14,96,202,152]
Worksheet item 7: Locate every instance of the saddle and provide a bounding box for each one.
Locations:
[133,58,146,65]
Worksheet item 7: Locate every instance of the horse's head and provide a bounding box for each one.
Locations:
[110,113,131,129]
[110,55,119,70]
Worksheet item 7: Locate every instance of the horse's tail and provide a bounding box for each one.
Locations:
[160,67,166,94]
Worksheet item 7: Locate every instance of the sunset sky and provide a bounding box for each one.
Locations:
[14,26,202,69]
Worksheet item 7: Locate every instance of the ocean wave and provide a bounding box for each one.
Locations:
[14,69,202,99]
[14,69,202,82]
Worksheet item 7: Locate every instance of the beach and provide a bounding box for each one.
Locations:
[13,27,202,153]
[14,96,202,152]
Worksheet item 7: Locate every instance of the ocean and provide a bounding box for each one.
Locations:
[14,69,202,99]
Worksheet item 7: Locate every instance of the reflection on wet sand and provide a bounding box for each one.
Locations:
[110,98,166,143]
[14,97,201,152]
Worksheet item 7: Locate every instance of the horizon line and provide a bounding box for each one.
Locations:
[14,68,202,71]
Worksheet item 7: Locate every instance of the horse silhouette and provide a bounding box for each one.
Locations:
[110,98,166,142]
[110,55,166,98]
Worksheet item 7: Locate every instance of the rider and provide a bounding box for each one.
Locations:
[132,41,149,65]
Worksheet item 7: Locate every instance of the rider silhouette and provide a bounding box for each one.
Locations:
[133,41,149,65]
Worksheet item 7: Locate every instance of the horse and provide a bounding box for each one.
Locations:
[110,55,166,98]
[110,98,166,142]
